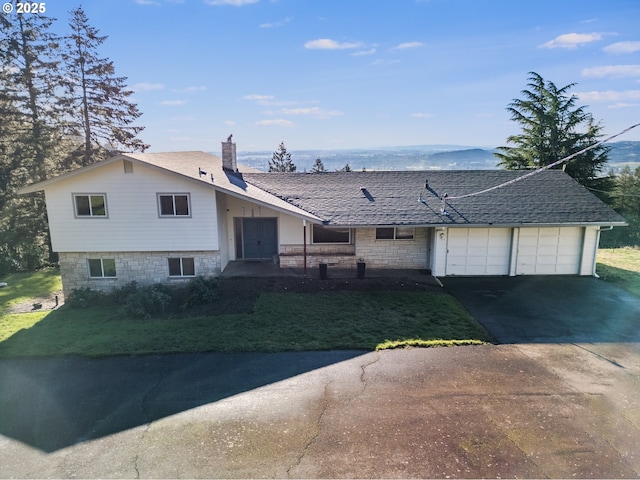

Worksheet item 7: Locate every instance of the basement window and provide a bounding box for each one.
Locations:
[88,258,116,278]
[168,257,195,277]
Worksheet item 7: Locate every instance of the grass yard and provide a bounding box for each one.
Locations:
[597,247,640,298]
[0,274,489,358]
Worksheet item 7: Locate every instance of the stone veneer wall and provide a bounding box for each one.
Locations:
[58,251,221,296]
[355,227,429,269]
[279,244,356,268]
[278,228,430,269]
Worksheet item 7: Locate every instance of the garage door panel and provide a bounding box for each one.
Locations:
[516,227,583,275]
[446,228,511,276]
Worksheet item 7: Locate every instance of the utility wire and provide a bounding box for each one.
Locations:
[445,121,640,201]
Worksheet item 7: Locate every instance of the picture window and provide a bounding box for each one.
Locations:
[312,225,351,244]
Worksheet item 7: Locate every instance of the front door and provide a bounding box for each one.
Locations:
[242,218,278,259]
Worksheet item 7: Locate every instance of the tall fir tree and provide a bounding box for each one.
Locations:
[0,12,65,272]
[61,6,148,167]
[495,72,609,188]
[268,141,297,172]
[311,158,325,173]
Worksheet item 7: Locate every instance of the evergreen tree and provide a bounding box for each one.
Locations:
[268,141,296,172]
[311,158,325,173]
[495,72,609,188]
[0,12,65,272]
[337,163,352,172]
[61,6,147,167]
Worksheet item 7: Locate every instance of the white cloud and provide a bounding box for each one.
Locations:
[411,112,432,118]
[304,38,363,50]
[603,41,640,55]
[243,94,275,102]
[392,41,424,50]
[132,82,165,91]
[204,0,258,5]
[351,48,377,56]
[135,0,160,5]
[160,100,187,106]
[608,102,640,109]
[260,17,292,28]
[575,90,640,102]
[256,119,295,127]
[582,65,640,78]
[175,86,207,93]
[281,107,343,119]
[540,32,603,49]
[224,120,236,126]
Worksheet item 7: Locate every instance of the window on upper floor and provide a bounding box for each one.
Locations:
[74,194,107,217]
[168,257,195,277]
[375,227,415,240]
[158,193,190,217]
[312,224,352,244]
[88,258,116,278]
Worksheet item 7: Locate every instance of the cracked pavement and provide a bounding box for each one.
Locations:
[1,344,640,478]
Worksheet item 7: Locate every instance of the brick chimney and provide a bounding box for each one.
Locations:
[221,134,237,173]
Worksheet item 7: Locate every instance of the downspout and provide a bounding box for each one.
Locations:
[303,219,307,275]
[592,226,613,277]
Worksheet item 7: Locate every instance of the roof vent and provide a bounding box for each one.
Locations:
[360,186,367,192]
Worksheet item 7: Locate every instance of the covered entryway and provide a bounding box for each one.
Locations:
[515,227,583,275]
[236,218,278,260]
[445,227,511,276]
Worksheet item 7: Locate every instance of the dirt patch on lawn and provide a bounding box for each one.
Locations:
[6,291,65,314]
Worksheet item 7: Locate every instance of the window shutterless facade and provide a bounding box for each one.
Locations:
[312,224,352,244]
[158,193,190,217]
[168,257,195,277]
[74,194,107,217]
[87,258,116,278]
[375,227,415,240]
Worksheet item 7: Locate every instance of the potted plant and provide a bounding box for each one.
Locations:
[356,258,366,279]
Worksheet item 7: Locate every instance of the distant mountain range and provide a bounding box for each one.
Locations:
[236,141,640,174]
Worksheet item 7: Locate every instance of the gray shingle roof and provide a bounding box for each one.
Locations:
[243,170,626,227]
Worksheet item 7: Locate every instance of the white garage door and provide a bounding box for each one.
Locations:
[446,228,511,276]
[516,227,583,275]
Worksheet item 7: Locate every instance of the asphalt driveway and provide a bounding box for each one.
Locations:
[443,275,640,343]
[1,276,639,478]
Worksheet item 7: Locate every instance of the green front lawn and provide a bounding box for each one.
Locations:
[597,247,640,298]
[0,288,489,357]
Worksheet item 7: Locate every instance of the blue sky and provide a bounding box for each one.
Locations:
[39,0,640,152]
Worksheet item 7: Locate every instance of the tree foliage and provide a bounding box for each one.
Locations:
[495,72,609,188]
[311,158,325,173]
[0,8,147,274]
[600,166,640,247]
[61,7,148,167]
[268,141,296,172]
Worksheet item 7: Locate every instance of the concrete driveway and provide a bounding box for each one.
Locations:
[1,276,639,478]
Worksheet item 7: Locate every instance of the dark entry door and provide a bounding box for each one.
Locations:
[242,218,278,259]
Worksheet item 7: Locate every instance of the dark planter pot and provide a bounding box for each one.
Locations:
[357,262,366,280]
[319,263,328,280]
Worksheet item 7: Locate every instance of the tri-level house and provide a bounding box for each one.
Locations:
[19,137,626,296]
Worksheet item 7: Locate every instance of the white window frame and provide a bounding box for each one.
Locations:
[375,227,415,240]
[168,257,196,277]
[158,193,191,217]
[87,258,116,278]
[73,193,108,218]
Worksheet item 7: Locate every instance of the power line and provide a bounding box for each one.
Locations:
[445,121,640,201]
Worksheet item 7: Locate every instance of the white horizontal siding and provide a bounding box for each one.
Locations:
[45,160,218,252]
